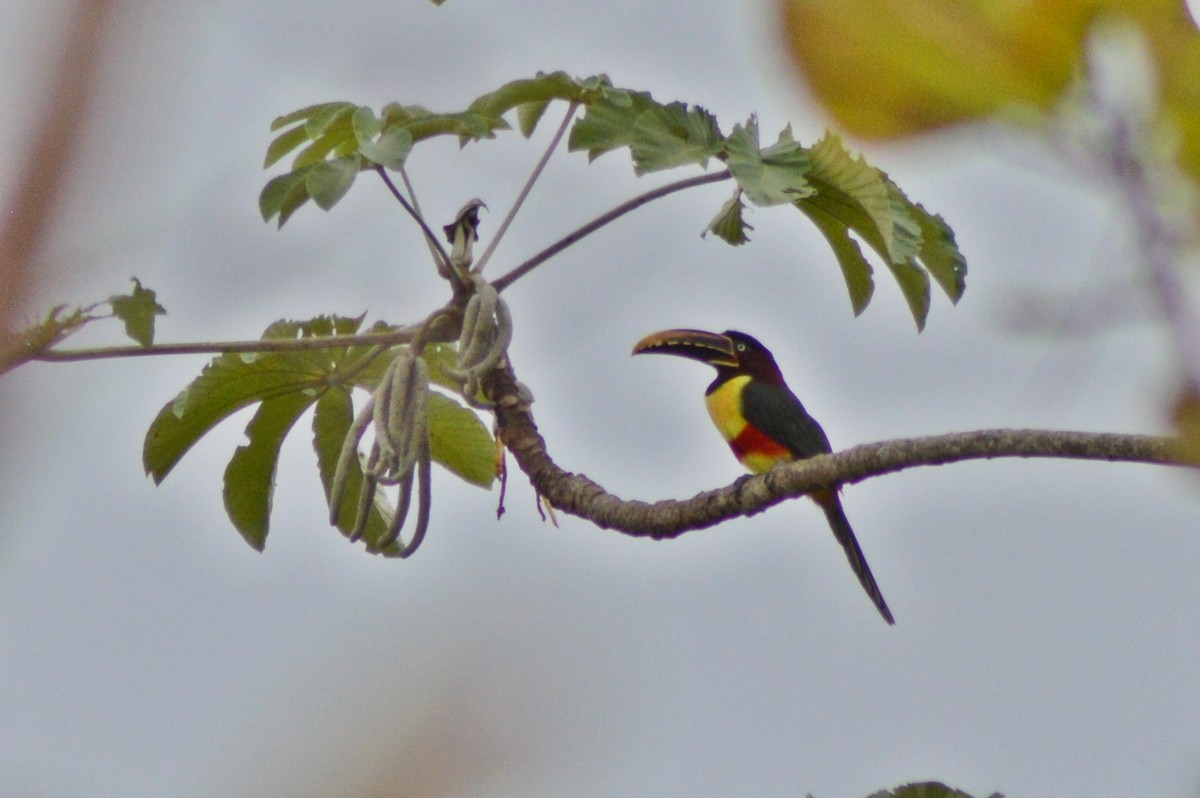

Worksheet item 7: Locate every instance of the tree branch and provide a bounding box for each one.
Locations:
[483,358,1191,539]
[21,306,465,367]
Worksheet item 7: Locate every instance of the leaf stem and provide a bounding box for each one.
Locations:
[491,169,732,293]
[374,166,457,281]
[399,165,451,278]
[473,101,579,275]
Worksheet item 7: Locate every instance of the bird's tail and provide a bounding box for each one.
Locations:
[814,490,895,625]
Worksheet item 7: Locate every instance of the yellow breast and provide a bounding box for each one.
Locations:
[704,374,794,474]
[704,374,751,443]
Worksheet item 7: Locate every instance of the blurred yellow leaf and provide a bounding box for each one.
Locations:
[1171,385,1200,466]
[1140,5,1200,180]
[775,0,1186,138]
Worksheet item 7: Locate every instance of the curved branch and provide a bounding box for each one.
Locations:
[483,358,1191,539]
[490,169,732,293]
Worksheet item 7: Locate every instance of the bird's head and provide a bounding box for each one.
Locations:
[632,328,785,384]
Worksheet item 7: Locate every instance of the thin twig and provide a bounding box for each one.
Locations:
[1104,117,1200,392]
[30,327,423,363]
[375,165,455,278]
[473,102,580,275]
[491,169,732,293]
[400,165,452,278]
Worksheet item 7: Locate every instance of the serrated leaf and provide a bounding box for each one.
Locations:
[629,102,722,174]
[357,127,413,170]
[704,191,753,245]
[907,198,967,303]
[306,156,360,211]
[807,133,895,256]
[568,91,656,160]
[143,316,367,484]
[108,277,166,347]
[312,388,394,548]
[790,131,949,326]
[887,258,932,331]
[801,204,875,315]
[427,392,495,487]
[224,391,313,551]
[883,179,924,267]
[725,118,814,206]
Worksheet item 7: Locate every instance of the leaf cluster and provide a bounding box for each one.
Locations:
[142,315,494,553]
[261,72,965,329]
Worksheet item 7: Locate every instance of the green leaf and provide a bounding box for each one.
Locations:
[517,100,551,138]
[143,316,367,484]
[568,91,654,161]
[351,105,383,142]
[357,127,413,169]
[352,345,495,485]
[427,392,495,487]
[259,166,316,227]
[311,388,394,549]
[886,257,932,331]
[380,105,510,146]
[304,103,356,139]
[467,71,589,124]
[724,119,814,206]
[801,203,875,315]
[306,155,360,211]
[108,277,166,347]
[292,114,359,169]
[420,343,464,392]
[790,131,952,327]
[262,76,611,224]
[704,190,753,246]
[264,124,312,169]
[269,102,354,133]
[872,781,984,798]
[628,102,722,174]
[906,198,967,303]
[223,391,312,551]
[806,133,895,256]
[568,91,723,173]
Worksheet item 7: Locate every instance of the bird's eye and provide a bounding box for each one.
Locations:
[736,343,746,352]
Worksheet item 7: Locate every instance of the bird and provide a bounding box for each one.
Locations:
[632,328,894,624]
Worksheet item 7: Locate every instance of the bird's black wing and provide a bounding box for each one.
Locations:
[739,380,833,460]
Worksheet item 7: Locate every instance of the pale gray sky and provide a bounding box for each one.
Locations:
[2,2,1199,797]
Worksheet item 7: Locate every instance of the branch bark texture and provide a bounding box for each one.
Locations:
[483,358,1191,539]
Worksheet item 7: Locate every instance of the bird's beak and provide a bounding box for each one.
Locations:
[632,328,739,368]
